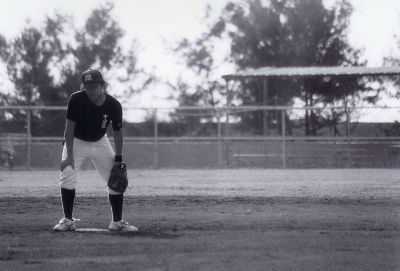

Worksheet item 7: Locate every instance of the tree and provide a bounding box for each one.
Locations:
[170,29,227,136]
[0,33,9,105]
[0,3,152,136]
[177,0,369,135]
[384,28,400,101]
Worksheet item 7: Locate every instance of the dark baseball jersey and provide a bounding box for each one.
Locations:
[66,90,122,142]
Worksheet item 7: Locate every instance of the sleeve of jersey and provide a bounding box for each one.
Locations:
[112,102,123,131]
[66,94,79,122]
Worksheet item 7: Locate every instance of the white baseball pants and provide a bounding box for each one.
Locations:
[58,135,121,195]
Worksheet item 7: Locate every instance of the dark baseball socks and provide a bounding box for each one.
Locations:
[60,188,75,220]
[109,194,123,222]
[61,189,123,222]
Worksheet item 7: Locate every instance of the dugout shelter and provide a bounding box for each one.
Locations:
[222,66,400,168]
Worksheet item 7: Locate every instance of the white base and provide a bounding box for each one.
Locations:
[75,228,112,233]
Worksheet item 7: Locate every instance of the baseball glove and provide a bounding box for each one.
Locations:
[108,162,128,193]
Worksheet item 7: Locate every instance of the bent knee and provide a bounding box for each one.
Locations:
[108,187,123,195]
[58,166,77,190]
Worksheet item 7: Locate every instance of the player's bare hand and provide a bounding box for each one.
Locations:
[60,157,74,171]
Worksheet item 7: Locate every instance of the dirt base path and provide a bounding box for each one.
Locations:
[1,195,400,271]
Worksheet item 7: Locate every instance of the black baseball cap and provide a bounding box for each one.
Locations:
[81,69,105,84]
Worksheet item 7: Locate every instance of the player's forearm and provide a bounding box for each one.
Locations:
[64,120,75,157]
[113,130,123,156]
[65,134,74,157]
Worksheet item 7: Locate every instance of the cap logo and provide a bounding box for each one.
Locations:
[84,74,93,82]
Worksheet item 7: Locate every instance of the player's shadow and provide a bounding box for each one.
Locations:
[125,229,182,239]
[74,225,183,239]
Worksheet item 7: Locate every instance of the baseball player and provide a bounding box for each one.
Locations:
[53,69,138,232]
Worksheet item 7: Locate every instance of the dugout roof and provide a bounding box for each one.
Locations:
[222,66,400,80]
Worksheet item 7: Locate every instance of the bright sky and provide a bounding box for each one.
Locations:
[1,0,400,121]
[0,0,399,65]
[348,0,400,65]
[0,0,223,83]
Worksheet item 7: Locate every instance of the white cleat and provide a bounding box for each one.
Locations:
[53,218,79,232]
[108,220,139,232]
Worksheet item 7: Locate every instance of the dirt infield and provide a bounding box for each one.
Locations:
[1,169,400,270]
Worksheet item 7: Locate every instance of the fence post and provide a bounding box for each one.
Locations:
[345,105,351,168]
[217,111,223,168]
[153,109,159,169]
[225,111,231,168]
[281,109,287,169]
[225,80,232,168]
[26,109,31,169]
[263,78,269,168]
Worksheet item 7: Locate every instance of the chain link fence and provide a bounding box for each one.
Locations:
[1,105,400,169]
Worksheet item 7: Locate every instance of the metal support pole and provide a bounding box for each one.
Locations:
[263,78,269,168]
[281,109,287,169]
[153,109,159,169]
[225,80,231,168]
[345,105,351,168]
[262,78,269,135]
[217,112,223,168]
[26,109,31,169]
